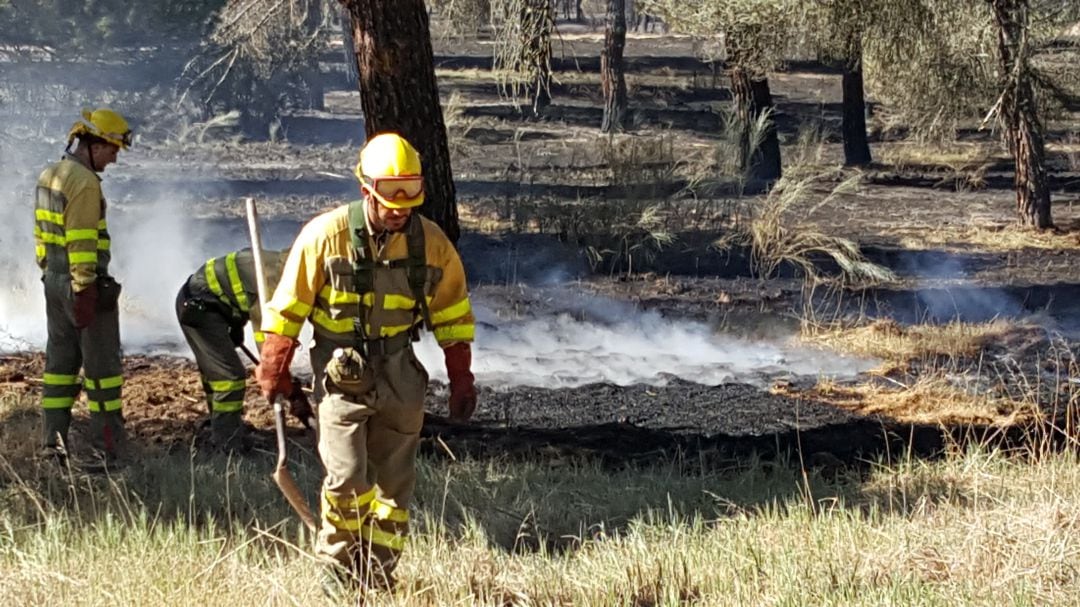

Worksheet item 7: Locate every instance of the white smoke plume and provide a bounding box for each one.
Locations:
[411,300,874,389]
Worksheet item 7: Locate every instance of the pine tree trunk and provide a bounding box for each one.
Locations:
[339,3,359,89]
[841,38,872,166]
[342,0,461,242]
[601,0,628,132]
[730,66,782,186]
[990,0,1053,229]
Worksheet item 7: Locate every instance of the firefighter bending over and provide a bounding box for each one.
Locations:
[176,248,312,451]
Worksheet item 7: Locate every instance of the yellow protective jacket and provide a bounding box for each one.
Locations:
[185,248,287,337]
[262,204,475,350]
[34,155,110,292]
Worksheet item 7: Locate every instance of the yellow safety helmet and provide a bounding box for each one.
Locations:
[67,108,133,150]
[355,132,424,209]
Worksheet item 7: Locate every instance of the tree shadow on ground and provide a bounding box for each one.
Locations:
[415,377,1076,555]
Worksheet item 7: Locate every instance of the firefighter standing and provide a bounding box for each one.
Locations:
[176,248,311,451]
[35,108,133,463]
[255,133,477,594]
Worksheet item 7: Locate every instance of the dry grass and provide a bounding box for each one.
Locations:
[717,174,896,286]
[802,318,1035,363]
[796,319,1059,426]
[886,223,1080,252]
[3,376,1080,605]
[878,142,1002,170]
[777,375,1032,427]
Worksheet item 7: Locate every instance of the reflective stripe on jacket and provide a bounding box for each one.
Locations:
[184,248,286,329]
[262,204,475,349]
[34,155,110,292]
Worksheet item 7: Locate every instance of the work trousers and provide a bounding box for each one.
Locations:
[315,343,428,587]
[41,271,124,455]
[175,287,247,417]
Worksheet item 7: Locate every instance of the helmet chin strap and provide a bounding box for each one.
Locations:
[87,142,100,172]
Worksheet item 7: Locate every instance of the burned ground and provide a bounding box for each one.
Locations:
[2,30,1080,472]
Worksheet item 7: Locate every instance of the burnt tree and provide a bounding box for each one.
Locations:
[989,0,1053,229]
[341,0,461,242]
[729,65,782,186]
[601,0,629,132]
[841,35,872,166]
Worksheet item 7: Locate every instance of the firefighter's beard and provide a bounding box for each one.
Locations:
[368,198,411,233]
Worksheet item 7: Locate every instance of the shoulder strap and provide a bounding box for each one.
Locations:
[405,216,433,330]
[348,200,374,341]
[347,201,433,334]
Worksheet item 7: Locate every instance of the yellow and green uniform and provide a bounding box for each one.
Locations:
[34,154,124,456]
[176,249,284,428]
[262,202,474,579]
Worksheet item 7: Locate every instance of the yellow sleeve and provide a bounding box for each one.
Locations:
[261,224,327,339]
[63,181,102,292]
[426,225,475,346]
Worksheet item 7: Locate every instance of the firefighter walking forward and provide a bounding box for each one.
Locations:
[36,108,133,464]
[255,133,477,594]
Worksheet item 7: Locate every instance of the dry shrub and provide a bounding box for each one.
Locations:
[716,173,895,286]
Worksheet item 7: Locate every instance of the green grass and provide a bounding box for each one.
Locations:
[2,390,1080,605]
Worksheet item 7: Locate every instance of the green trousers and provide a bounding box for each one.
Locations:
[315,344,428,587]
[41,271,125,457]
[175,287,248,442]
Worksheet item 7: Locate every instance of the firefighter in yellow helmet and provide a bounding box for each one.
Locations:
[256,133,477,596]
[35,108,133,465]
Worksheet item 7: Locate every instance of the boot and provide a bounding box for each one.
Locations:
[88,410,127,464]
[41,408,72,463]
[211,411,250,453]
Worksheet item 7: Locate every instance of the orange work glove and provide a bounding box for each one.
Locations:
[73,283,98,329]
[255,333,297,402]
[443,342,477,421]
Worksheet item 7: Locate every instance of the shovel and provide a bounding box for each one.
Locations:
[246,197,318,532]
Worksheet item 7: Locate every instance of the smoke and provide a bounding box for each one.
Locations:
[106,187,212,352]
[412,294,875,389]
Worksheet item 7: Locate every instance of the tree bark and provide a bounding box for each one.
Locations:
[522,0,553,114]
[841,38,872,166]
[601,0,628,132]
[729,66,782,186]
[341,0,461,243]
[339,3,359,89]
[990,0,1052,229]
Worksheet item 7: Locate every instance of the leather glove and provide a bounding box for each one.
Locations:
[255,333,297,402]
[73,283,98,329]
[287,379,314,426]
[443,342,477,421]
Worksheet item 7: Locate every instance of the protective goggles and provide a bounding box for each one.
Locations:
[98,130,133,149]
[361,175,425,208]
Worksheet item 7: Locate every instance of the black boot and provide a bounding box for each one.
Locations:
[41,408,72,464]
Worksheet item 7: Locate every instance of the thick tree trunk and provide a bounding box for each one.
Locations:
[730,66,782,185]
[339,3,359,89]
[990,0,1053,229]
[601,0,628,132]
[342,0,461,242]
[841,38,872,166]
